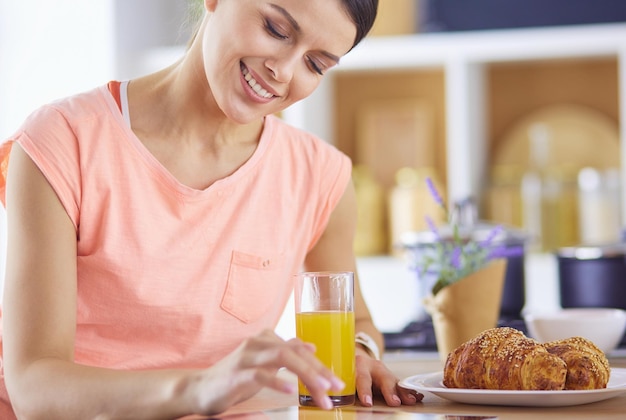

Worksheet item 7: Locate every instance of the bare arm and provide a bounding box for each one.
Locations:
[3,145,342,419]
[303,180,422,407]
[302,181,382,351]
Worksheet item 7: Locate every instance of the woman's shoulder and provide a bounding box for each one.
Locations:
[25,85,114,127]
[8,85,122,153]
[262,115,352,195]
[265,114,349,162]
[10,86,110,136]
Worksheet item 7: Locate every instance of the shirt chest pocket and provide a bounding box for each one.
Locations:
[220,250,285,324]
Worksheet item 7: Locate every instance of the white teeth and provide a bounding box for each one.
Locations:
[241,67,273,99]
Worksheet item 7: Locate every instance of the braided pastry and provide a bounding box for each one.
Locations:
[443,327,567,390]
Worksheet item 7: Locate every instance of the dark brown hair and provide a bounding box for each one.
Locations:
[341,0,379,49]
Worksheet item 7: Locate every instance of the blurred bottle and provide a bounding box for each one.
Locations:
[521,123,550,252]
[353,165,387,256]
[544,165,579,249]
[578,167,622,244]
[521,124,582,252]
[388,166,446,255]
[484,164,525,228]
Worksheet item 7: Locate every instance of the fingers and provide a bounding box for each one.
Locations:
[240,332,344,410]
[396,384,423,405]
[251,367,296,394]
[377,376,423,407]
[356,355,424,407]
[355,356,374,407]
[279,338,344,410]
[378,379,402,407]
[356,355,400,406]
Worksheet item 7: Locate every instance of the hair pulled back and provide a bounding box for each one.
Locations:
[341,0,378,49]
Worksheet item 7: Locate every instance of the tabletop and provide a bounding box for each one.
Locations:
[184,351,626,420]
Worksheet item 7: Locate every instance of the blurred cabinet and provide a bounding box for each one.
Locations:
[283,23,626,250]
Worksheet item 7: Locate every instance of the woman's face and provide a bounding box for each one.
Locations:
[201,0,356,124]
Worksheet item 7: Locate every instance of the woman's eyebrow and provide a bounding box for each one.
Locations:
[269,3,300,32]
[321,51,341,64]
[268,3,341,64]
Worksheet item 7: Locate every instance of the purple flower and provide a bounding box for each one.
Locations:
[488,245,524,259]
[425,216,440,240]
[479,225,504,248]
[450,247,462,269]
[426,177,445,209]
[416,178,508,295]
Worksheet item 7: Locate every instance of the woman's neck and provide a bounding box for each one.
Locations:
[124,54,264,190]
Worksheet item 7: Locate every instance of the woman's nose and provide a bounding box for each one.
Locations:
[264,53,298,83]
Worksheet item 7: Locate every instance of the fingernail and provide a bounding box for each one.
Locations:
[392,394,401,405]
[283,382,297,394]
[330,377,345,390]
[364,395,373,406]
[407,393,417,403]
[317,376,331,390]
[322,396,334,410]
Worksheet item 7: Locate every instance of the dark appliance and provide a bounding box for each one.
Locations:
[557,243,626,310]
[419,0,626,33]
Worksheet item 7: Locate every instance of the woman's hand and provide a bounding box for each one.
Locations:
[354,350,424,407]
[189,330,345,414]
[188,331,422,415]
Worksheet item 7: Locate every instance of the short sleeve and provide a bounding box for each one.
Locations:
[3,105,82,227]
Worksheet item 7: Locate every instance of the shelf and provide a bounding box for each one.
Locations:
[339,22,626,70]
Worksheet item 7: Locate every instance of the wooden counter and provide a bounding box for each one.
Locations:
[194,352,626,420]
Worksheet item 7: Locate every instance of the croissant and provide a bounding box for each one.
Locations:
[543,336,610,390]
[443,327,567,390]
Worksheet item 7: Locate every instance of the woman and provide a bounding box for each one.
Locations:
[0,0,423,418]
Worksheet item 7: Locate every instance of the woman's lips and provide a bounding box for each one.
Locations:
[241,64,276,100]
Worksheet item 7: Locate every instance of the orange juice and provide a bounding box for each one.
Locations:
[296,310,355,406]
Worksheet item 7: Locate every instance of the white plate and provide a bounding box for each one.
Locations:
[399,368,626,407]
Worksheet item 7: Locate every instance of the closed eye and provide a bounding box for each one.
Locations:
[307,57,324,75]
[264,19,288,40]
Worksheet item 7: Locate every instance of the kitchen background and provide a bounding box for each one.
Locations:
[1,1,626,345]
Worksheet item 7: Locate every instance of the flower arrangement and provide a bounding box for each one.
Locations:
[411,177,508,296]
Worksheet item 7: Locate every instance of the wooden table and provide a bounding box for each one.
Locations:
[189,352,626,420]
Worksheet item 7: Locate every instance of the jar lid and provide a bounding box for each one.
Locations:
[556,243,626,259]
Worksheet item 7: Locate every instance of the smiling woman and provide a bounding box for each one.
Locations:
[0,1,429,420]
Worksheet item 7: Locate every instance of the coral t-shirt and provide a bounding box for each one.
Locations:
[0,84,351,414]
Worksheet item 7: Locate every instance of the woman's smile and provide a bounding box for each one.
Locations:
[240,62,277,102]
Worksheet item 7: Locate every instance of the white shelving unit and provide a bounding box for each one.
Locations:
[283,22,626,225]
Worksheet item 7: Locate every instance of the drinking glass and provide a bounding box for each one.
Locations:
[295,271,355,407]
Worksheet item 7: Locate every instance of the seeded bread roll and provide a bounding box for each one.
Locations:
[443,327,568,390]
[543,336,610,390]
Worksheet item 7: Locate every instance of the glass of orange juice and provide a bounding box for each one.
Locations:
[295,271,355,407]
